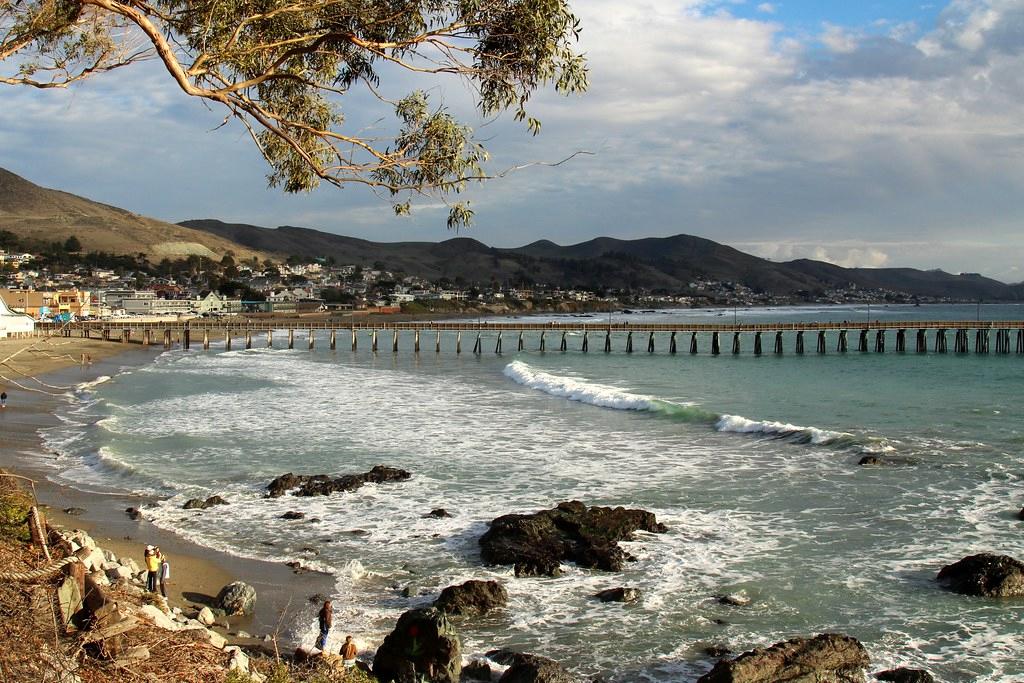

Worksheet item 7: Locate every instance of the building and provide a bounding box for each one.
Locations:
[195,292,243,315]
[0,296,34,337]
[122,297,193,316]
[0,288,55,319]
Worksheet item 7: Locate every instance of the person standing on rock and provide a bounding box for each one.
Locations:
[341,635,357,667]
[316,599,332,651]
[144,545,160,592]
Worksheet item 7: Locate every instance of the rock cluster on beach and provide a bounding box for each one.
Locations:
[487,650,581,683]
[182,495,229,510]
[52,528,265,681]
[266,465,411,497]
[479,500,668,576]
[433,579,508,616]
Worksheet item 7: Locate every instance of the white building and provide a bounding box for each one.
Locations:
[0,297,34,337]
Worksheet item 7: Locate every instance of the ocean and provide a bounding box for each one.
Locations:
[39,304,1024,681]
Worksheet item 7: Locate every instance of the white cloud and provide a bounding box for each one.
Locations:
[757,3,777,14]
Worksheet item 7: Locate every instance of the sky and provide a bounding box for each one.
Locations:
[2,0,1023,282]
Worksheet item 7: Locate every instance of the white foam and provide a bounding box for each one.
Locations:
[715,414,849,445]
[503,360,654,410]
[76,375,112,391]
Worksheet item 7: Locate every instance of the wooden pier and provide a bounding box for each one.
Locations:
[36,319,1024,356]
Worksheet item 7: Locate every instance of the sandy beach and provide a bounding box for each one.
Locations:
[0,334,334,646]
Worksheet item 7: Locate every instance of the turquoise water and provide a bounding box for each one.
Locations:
[41,304,1024,681]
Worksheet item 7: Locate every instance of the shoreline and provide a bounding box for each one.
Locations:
[0,336,334,648]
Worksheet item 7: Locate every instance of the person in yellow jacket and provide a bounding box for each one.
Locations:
[144,545,161,593]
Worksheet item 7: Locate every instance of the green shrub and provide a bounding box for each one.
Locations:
[0,492,33,542]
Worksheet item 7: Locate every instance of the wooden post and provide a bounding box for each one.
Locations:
[582,331,589,353]
[288,329,294,350]
[539,331,546,352]
[203,330,210,350]
[183,326,190,350]
[225,330,232,351]
[164,330,172,349]
[518,331,524,351]
[648,332,655,353]
[626,331,633,353]
[352,327,357,352]
[330,329,336,350]
[267,330,273,348]
[246,330,252,349]
[414,330,420,353]
[753,331,762,355]
[691,332,699,354]
[436,330,441,353]
[774,331,783,355]
[916,329,926,353]
[393,330,399,353]
[670,331,677,354]
[561,331,568,352]
[858,329,869,352]
[473,333,481,355]
[372,329,378,352]
[875,329,885,353]
[711,331,721,355]
[142,329,151,346]
[309,329,315,350]
[456,331,461,354]
[605,330,612,353]
[936,329,947,353]
[795,331,804,354]
[495,331,502,354]
[732,332,741,355]
[837,330,848,353]
[817,330,826,354]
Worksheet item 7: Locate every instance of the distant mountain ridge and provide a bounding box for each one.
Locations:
[181,219,1023,300]
[0,167,267,261]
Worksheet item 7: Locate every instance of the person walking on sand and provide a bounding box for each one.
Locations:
[341,635,357,667]
[316,599,332,651]
[1,390,7,408]
[144,545,160,593]
[159,553,170,598]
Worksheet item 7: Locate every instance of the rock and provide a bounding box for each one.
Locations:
[78,547,106,572]
[594,587,641,603]
[425,508,452,518]
[183,495,230,510]
[119,557,140,574]
[479,501,668,577]
[704,645,732,658]
[715,593,751,607]
[125,507,142,520]
[63,507,86,516]
[308,593,329,604]
[695,633,870,683]
[372,607,461,683]
[267,465,412,498]
[88,570,111,588]
[487,650,580,683]
[137,604,180,631]
[434,580,508,616]
[197,606,216,626]
[102,549,118,563]
[105,565,133,582]
[1018,507,1024,521]
[875,668,935,683]
[182,624,226,649]
[101,561,119,572]
[67,530,97,551]
[234,630,252,639]
[57,575,84,626]
[936,553,1024,597]
[462,660,492,681]
[215,581,257,616]
[281,511,305,520]
[858,456,883,466]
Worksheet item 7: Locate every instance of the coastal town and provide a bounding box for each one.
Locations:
[0,237,961,325]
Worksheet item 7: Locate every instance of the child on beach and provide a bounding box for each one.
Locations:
[159,554,170,598]
[144,545,160,592]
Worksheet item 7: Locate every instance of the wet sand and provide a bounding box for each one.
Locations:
[0,336,334,645]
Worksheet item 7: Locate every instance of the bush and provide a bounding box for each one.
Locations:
[0,491,33,543]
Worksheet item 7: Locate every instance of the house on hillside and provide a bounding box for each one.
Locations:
[0,296,34,337]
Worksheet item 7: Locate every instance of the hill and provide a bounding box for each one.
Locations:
[181,219,1020,300]
[0,168,267,261]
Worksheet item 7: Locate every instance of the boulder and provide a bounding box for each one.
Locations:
[125,507,142,520]
[462,660,492,681]
[77,547,105,572]
[215,581,257,616]
[137,604,180,631]
[1018,507,1024,521]
[425,508,452,519]
[372,608,461,683]
[183,495,230,510]
[479,501,668,577]
[716,593,751,607]
[267,465,411,498]
[105,565,133,582]
[696,633,869,683]
[281,511,305,520]
[858,456,883,466]
[63,507,86,516]
[197,606,216,626]
[119,557,140,574]
[433,580,508,616]
[875,668,935,683]
[936,553,1024,597]
[487,650,580,683]
[594,587,641,603]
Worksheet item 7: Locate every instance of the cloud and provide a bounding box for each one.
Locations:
[756,3,776,14]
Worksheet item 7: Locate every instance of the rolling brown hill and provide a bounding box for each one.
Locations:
[0,167,267,262]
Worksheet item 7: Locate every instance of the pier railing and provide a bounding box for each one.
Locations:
[33,319,1024,355]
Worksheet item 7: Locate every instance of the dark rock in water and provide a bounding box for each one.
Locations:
[267,465,411,498]
[281,511,305,520]
[63,507,86,516]
[479,501,667,577]
[1017,507,1024,521]
[715,593,751,607]
[704,645,732,658]
[308,593,329,605]
[462,659,492,681]
[425,508,453,518]
[594,587,641,603]
[434,580,508,616]
[300,546,319,555]
[487,650,580,683]
[183,496,229,510]
[875,668,935,683]
[858,456,883,466]
[936,553,1024,597]
[124,507,141,520]
[696,633,869,683]
[215,581,256,616]
[372,607,461,683]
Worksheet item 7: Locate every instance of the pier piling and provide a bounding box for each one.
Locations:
[916,329,926,353]
[605,330,612,353]
[307,329,314,351]
[582,331,589,353]
[795,331,804,354]
[712,331,721,355]
[372,329,378,353]
[670,331,677,354]
[774,331,783,355]
[413,330,419,353]
[436,331,441,353]
[754,331,762,355]
[473,333,481,355]
[330,329,336,351]
[626,331,633,354]
[936,329,947,353]
[203,330,210,351]
[288,329,295,350]
[858,329,869,352]
[895,329,906,353]
[393,330,399,353]
[496,331,502,354]
[225,331,232,351]
[1017,330,1024,354]
[875,330,885,353]
[691,332,699,354]
[648,332,656,353]
[837,330,848,353]
[562,331,569,353]
[351,328,357,352]
[267,330,273,348]
[817,331,826,354]
[540,331,546,352]
[183,328,190,350]
[732,332,741,355]
[518,331,524,352]
[456,331,462,354]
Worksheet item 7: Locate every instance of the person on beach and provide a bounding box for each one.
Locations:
[159,554,170,598]
[144,545,160,592]
[1,390,7,408]
[316,600,332,651]
[340,635,357,667]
